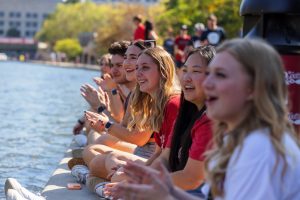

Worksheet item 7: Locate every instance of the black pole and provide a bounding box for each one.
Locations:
[240,0,300,133]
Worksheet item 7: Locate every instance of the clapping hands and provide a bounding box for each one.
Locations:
[93,74,117,91]
[104,161,175,200]
[80,84,108,110]
[84,111,109,132]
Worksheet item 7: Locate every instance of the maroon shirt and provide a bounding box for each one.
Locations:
[154,95,180,148]
[166,113,212,161]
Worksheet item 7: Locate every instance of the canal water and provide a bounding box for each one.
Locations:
[0,61,99,199]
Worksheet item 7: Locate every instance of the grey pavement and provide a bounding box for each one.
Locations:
[42,141,104,200]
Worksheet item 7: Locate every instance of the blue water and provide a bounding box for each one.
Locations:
[0,61,99,199]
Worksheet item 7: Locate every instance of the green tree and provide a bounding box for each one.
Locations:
[36,0,243,56]
[155,0,242,38]
[54,38,82,60]
[36,2,151,54]
[36,2,105,44]
[94,3,149,54]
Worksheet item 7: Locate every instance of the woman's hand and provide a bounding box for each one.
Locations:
[80,84,105,110]
[105,161,175,200]
[93,74,117,91]
[73,121,84,135]
[84,111,109,132]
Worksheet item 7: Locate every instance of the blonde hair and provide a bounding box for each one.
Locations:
[205,38,297,196]
[128,47,180,132]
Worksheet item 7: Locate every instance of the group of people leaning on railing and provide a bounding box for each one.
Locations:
[4,38,300,200]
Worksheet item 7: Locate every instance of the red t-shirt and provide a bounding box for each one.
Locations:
[166,113,212,161]
[134,24,145,40]
[154,95,180,148]
[174,35,191,62]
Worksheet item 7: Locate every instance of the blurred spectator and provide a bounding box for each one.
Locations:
[133,15,145,40]
[174,25,191,68]
[200,14,226,46]
[144,20,159,40]
[184,23,206,59]
[191,23,205,48]
[163,27,175,57]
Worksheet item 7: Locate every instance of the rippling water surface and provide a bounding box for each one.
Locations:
[0,61,99,199]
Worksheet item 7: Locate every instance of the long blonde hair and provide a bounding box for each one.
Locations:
[205,39,297,196]
[128,47,180,132]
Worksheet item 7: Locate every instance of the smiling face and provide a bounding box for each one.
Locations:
[123,45,142,82]
[110,54,127,84]
[136,53,160,96]
[181,53,207,109]
[203,51,253,129]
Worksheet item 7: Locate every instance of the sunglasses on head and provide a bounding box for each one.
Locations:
[131,40,156,50]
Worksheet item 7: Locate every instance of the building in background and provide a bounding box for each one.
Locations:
[0,0,61,38]
[0,0,61,58]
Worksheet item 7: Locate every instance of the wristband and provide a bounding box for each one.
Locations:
[105,121,114,131]
[111,88,118,95]
[77,119,84,125]
[97,105,106,114]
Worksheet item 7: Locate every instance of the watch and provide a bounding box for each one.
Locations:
[77,119,84,125]
[105,121,114,131]
[97,105,106,114]
[111,88,118,95]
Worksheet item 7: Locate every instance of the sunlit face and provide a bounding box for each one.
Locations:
[203,51,253,128]
[99,57,111,75]
[180,29,188,36]
[136,53,160,96]
[207,18,217,29]
[123,45,142,82]
[111,54,127,84]
[181,53,207,108]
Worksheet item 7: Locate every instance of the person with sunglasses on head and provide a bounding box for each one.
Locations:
[108,38,300,200]
[105,46,215,200]
[84,40,154,153]
[71,44,181,197]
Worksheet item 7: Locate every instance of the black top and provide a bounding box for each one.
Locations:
[200,27,226,46]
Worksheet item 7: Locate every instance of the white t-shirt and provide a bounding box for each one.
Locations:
[214,128,300,200]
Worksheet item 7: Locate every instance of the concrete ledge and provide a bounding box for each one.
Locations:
[42,142,103,200]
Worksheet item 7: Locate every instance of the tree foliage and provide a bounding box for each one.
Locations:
[36,2,151,54]
[36,2,105,44]
[54,38,82,60]
[94,3,149,54]
[36,1,243,55]
[155,0,243,38]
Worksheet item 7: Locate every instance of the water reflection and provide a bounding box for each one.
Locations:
[0,61,98,199]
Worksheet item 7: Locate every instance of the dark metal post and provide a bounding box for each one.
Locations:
[240,0,300,133]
